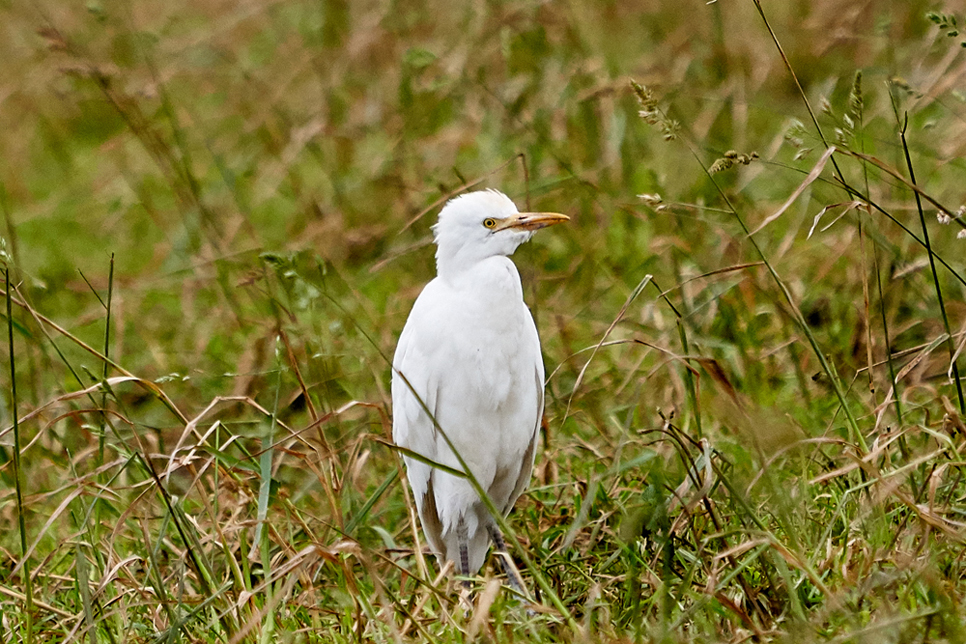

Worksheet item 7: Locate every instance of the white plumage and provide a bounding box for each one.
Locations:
[391,189,568,578]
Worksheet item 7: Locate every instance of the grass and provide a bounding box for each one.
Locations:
[2,0,966,641]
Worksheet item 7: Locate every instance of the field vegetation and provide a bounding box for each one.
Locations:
[1,0,966,641]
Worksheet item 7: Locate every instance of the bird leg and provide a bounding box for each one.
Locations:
[456,515,471,586]
[487,524,528,597]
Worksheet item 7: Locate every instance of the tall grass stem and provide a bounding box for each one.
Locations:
[6,269,33,644]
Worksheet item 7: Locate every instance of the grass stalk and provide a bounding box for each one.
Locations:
[6,268,33,643]
[100,255,114,461]
[256,337,284,643]
[896,116,966,414]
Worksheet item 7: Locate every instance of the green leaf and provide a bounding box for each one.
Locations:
[403,47,437,69]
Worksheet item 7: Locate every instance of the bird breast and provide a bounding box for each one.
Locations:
[435,259,536,410]
[404,256,542,476]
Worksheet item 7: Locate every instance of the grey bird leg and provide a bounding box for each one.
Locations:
[457,515,471,586]
[487,524,527,595]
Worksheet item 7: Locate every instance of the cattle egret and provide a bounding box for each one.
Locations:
[391,189,568,584]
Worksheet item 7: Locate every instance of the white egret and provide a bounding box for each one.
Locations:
[391,189,568,583]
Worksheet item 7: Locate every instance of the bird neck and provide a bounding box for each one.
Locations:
[435,255,523,297]
[434,232,529,280]
[434,245,493,282]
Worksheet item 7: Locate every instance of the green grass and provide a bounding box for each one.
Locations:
[2,0,966,641]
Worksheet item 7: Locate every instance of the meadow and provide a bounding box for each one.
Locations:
[1,0,966,641]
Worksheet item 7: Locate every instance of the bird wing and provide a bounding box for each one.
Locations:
[499,361,543,515]
[391,281,447,554]
[485,307,544,517]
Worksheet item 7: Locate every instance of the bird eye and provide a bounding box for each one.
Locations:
[482,218,497,229]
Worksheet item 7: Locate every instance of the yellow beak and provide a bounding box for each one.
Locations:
[493,212,570,232]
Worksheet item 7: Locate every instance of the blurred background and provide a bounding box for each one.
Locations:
[1,0,965,640]
[2,0,960,416]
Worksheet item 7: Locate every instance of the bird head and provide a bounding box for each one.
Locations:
[432,190,568,278]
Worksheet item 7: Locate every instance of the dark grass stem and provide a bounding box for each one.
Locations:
[834,179,966,290]
[100,254,114,464]
[6,269,33,644]
[897,119,966,414]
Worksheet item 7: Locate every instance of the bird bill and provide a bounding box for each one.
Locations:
[493,212,570,232]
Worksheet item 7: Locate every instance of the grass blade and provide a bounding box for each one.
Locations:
[6,268,32,644]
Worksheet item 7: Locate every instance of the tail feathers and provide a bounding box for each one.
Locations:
[416,478,491,575]
[440,518,490,575]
